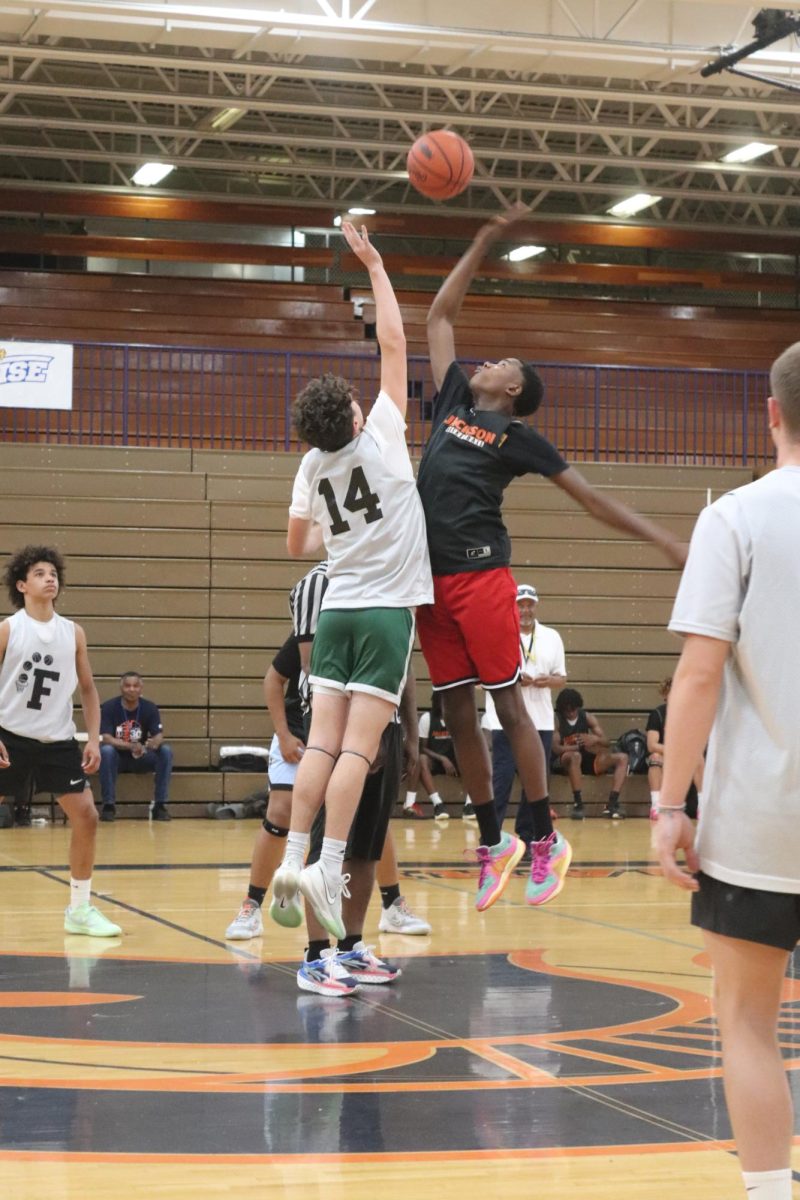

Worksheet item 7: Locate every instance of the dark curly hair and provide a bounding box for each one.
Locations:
[555,687,584,715]
[293,374,355,451]
[512,360,544,417]
[3,545,66,610]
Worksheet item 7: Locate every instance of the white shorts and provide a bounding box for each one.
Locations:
[267,734,299,791]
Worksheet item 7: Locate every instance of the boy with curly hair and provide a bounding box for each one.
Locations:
[270,222,433,941]
[0,545,121,936]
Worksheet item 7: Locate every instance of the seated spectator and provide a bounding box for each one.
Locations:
[553,687,629,820]
[99,671,173,822]
[646,676,704,821]
[402,692,473,821]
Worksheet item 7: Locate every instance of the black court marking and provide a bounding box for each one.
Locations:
[0,857,661,873]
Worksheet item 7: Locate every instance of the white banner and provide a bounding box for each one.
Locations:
[0,341,73,410]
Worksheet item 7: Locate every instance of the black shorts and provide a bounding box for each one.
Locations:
[0,725,87,797]
[308,722,402,865]
[691,871,800,952]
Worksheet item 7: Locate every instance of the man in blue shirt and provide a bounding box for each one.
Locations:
[99,671,173,821]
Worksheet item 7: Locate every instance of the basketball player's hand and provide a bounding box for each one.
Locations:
[82,739,100,775]
[403,740,419,780]
[480,201,531,241]
[278,733,305,764]
[655,811,700,891]
[0,739,9,768]
[441,755,457,777]
[341,221,382,270]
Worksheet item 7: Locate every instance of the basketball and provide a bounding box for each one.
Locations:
[407,129,474,200]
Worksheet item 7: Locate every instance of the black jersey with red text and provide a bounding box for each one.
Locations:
[416,362,568,575]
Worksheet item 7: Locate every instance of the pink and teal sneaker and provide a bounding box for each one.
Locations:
[525,831,572,906]
[475,832,525,912]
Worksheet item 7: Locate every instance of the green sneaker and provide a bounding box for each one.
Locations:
[64,903,122,937]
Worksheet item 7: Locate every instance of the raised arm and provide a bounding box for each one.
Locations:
[551,466,687,568]
[341,221,407,415]
[426,202,530,389]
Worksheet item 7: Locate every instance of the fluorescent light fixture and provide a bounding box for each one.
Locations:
[131,162,175,187]
[506,245,547,262]
[607,192,662,217]
[348,206,376,215]
[721,141,777,164]
[196,106,246,133]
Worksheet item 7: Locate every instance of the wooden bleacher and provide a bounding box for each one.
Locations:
[0,442,752,818]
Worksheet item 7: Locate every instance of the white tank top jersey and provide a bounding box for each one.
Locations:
[0,609,78,741]
[289,390,433,609]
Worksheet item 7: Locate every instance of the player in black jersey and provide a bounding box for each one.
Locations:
[416,203,686,909]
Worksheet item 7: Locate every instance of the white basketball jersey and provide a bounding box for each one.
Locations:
[289,391,433,609]
[0,609,78,741]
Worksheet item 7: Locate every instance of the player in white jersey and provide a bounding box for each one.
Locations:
[0,545,121,937]
[271,221,433,940]
[656,341,800,1200]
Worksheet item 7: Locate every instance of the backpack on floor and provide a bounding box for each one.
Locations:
[616,728,649,775]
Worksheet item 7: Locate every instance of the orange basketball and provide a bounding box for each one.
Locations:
[407,129,474,201]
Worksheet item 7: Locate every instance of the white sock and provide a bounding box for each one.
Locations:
[319,836,347,876]
[70,877,91,910]
[283,831,309,873]
[404,791,417,809]
[650,790,660,810]
[464,795,472,805]
[696,791,703,810]
[430,792,442,806]
[741,1168,793,1199]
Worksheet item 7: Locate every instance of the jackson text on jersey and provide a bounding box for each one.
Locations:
[443,412,497,448]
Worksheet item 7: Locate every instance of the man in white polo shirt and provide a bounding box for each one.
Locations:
[484,583,566,847]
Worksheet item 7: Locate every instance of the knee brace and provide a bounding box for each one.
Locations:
[262,817,289,838]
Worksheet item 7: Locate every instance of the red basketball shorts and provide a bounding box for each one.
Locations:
[417,567,521,691]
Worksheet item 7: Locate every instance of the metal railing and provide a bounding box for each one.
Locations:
[0,340,774,465]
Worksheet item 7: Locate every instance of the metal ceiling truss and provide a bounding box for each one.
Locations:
[0,32,799,229]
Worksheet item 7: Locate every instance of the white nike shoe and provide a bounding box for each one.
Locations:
[269,862,303,928]
[298,861,349,942]
[378,896,432,936]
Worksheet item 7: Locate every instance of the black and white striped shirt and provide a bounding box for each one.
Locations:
[289,560,329,642]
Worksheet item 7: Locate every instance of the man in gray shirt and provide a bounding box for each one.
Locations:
[656,341,800,1200]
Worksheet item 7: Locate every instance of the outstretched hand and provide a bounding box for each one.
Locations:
[655,811,700,891]
[341,221,382,270]
[480,200,531,240]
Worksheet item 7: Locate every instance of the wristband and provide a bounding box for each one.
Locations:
[657,803,686,812]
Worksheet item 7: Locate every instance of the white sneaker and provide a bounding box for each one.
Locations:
[269,862,303,928]
[378,896,432,935]
[63,903,122,938]
[299,861,349,942]
[225,897,264,940]
[297,947,360,997]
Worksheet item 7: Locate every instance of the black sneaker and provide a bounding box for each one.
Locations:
[151,805,171,822]
[100,805,116,822]
[461,800,477,821]
[602,800,624,820]
[570,802,585,821]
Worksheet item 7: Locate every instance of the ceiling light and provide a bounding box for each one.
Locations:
[348,207,376,215]
[607,193,662,218]
[721,141,777,164]
[131,162,175,187]
[196,106,246,133]
[506,245,547,262]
